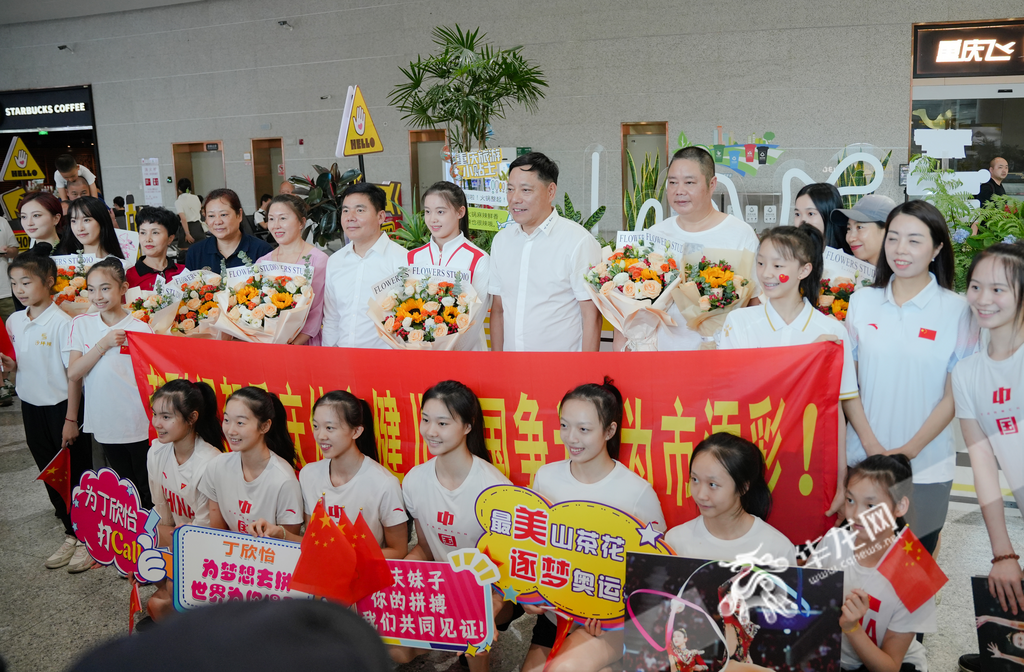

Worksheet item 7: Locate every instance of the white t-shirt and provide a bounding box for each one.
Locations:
[645,214,761,350]
[174,192,204,230]
[198,451,303,534]
[532,460,667,531]
[720,298,859,399]
[816,529,935,670]
[846,275,975,483]
[66,312,153,443]
[489,210,602,352]
[7,303,72,406]
[55,165,96,188]
[0,218,18,299]
[298,457,408,547]
[407,234,492,351]
[953,340,1024,511]
[664,516,797,564]
[402,456,510,561]
[147,437,222,528]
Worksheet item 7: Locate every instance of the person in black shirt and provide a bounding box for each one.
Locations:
[978,157,1009,206]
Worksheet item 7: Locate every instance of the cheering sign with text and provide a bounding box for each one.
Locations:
[355,550,499,654]
[71,468,154,579]
[172,526,311,610]
[476,485,673,627]
[127,334,842,545]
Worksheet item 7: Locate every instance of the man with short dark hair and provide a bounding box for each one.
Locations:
[65,176,90,202]
[978,156,1009,206]
[489,152,602,352]
[321,183,406,348]
[254,193,272,229]
[112,196,127,229]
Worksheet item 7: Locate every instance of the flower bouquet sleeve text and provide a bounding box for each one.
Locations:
[211,253,314,344]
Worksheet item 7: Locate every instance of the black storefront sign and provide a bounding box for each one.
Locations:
[0,85,94,132]
[914,19,1024,78]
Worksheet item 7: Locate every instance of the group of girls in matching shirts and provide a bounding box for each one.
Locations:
[7,174,1024,672]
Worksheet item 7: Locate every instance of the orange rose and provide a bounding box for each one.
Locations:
[408,329,424,343]
[455,313,471,330]
[641,279,661,299]
[621,282,637,298]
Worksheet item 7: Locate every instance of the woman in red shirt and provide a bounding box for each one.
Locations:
[126,207,186,290]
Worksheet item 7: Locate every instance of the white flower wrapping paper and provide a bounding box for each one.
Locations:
[167,269,223,338]
[210,262,313,345]
[124,279,183,334]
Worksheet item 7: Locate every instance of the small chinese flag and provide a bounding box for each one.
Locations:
[36,447,71,512]
[291,498,359,605]
[347,511,395,601]
[876,527,948,612]
[128,582,142,633]
[918,327,937,341]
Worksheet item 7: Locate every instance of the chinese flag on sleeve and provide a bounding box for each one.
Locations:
[348,511,395,600]
[36,447,71,512]
[876,527,948,612]
[290,499,359,604]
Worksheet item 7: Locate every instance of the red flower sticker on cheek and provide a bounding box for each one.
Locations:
[778,274,790,283]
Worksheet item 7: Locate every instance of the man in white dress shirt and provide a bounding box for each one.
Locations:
[489,152,602,352]
[322,183,407,348]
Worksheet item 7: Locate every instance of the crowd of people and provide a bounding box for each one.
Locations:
[1,145,1022,672]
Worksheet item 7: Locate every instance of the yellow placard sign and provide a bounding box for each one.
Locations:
[475,485,671,625]
[343,86,384,156]
[1,186,26,222]
[468,206,508,232]
[3,137,43,181]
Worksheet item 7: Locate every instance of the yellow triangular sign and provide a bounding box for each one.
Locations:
[3,136,43,181]
[1,186,26,220]
[343,86,384,157]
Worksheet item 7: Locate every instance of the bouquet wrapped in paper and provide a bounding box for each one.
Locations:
[211,253,314,344]
[584,233,687,351]
[819,247,873,323]
[125,277,182,334]
[51,252,97,316]
[817,278,855,322]
[672,250,756,349]
[367,265,481,350]
[169,269,223,337]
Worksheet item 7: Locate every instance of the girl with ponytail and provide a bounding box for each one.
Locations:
[720,224,859,517]
[252,391,408,557]
[198,386,303,537]
[520,377,666,672]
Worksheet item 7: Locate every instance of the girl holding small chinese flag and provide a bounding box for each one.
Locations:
[842,200,975,555]
[952,243,1024,618]
[520,378,666,672]
[814,454,939,672]
[394,380,511,672]
[719,224,858,517]
[251,390,407,558]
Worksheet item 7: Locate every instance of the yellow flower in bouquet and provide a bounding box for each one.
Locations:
[396,297,427,324]
[373,269,475,346]
[271,292,294,310]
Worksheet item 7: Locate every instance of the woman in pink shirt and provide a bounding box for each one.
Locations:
[257,194,328,345]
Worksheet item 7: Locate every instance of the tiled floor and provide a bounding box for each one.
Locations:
[0,398,1020,671]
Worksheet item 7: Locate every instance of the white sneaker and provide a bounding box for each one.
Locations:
[45,535,78,569]
[67,542,94,574]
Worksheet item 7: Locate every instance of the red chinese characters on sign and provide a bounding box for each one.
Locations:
[129,335,841,544]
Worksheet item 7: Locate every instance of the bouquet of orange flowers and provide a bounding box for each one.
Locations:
[584,236,685,351]
[125,277,182,333]
[211,253,314,344]
[817,278,855,322]
[672,252,756,349]
[367,265,481,350]
[169,269,223,336]
[51,252,97,316]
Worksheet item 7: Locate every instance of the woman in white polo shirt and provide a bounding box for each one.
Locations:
[720,225,858,516]
[407,182,491,350]
[67,257,154,509]
[952,243,1024,617]
[3,244,94,573]
[843,200,975,555]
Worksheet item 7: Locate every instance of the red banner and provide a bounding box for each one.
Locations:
[127,333,841,546]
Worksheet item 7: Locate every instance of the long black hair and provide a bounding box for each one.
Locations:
[312,391,378,461]
[423,181,470,238]
[150,379,225,451]
[225,387,297,468]
[9,243,57,286]
[845,454,913,532]
[691,433,773,520]
[872,200,955,291]
[59,196,124,258]
[420,380,490,462]
[560,376,623,459]
[796,183,847,252]
[759,224,824,304]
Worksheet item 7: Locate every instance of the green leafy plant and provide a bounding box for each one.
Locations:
[555,193,606,232]
[835,149,893,209]
[389,25,548,153]
[292,164,361,245]
[469,228,496,254]
[972,195,1024,245]
[390,203,432,250]
[623,152,666,230]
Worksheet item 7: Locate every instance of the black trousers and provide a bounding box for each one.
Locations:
[23,400,92,535]
[98,439,153,510]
